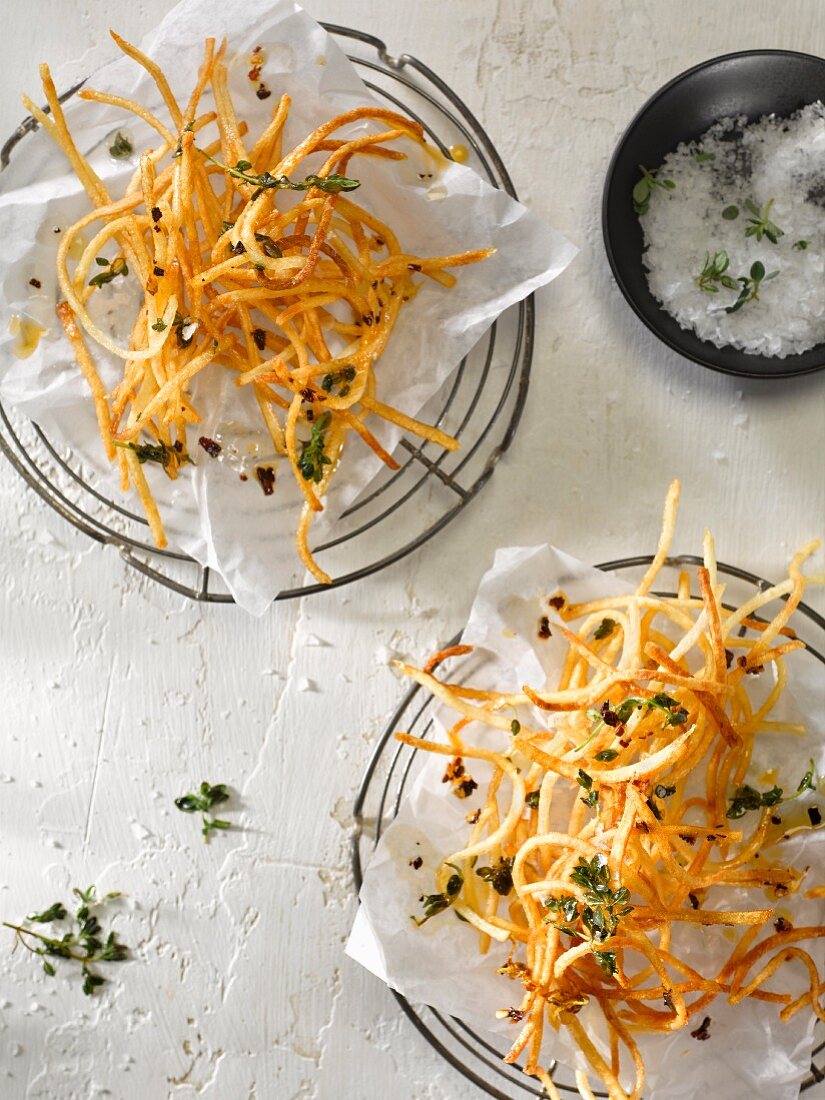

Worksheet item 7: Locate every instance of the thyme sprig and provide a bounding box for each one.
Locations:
[175,782,232,842]
[298,411,333,483]
[727,759,816,819]
[632,164,675,215]
[544,855,633,977]
[695,251,737,294]
[114,439,192,473]
[88,255,128,289]
[744,197,783,244]
[412,864,463,926]
[202,152,360,201]
[476,857,514,896]
[724,260,778,315]
[3,885,127,994]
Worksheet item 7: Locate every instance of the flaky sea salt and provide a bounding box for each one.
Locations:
[642,102,825,357]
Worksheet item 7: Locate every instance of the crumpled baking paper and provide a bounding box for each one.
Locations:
[0,0,576,614]
[348,543,825,1099]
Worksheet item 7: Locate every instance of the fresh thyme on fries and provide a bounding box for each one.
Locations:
[396,481,825,1099]
[28,34,490,581]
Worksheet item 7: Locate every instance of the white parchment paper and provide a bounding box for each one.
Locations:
[0,0,576,614]
[348,543,825,1099]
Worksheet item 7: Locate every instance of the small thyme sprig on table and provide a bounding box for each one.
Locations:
[412,864,463,926]
[114,439,193,474]
[88,255,128,289]
[175,782,232,842]
[3,885,127,994]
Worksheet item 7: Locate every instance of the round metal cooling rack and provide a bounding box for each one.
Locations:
[0,25,533,603]
[352,555,825,1099]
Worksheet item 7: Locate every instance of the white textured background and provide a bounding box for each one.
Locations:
[1,2,824,1098]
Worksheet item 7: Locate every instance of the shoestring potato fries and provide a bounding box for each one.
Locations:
[27,34,491,582]
[396,481,825,1099]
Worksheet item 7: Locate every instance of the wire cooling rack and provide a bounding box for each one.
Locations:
[351,555,825,1098]
[0,25,533,603]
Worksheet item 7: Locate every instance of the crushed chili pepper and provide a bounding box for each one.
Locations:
[255,466,275,495]
[198,436,222,458]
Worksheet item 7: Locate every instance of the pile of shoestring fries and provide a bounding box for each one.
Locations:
[27,34,490,581]
[397,481,825,1099]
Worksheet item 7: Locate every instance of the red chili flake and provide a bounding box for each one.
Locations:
[248,65,262,81]
[153,265,165,277]
[681,834,697,846]
[771,815,782,825]
[300,387,315,403]
[173,440,183,453]
[29,278,41,289]
[151,206,162,222]
[455,778,478,799]
[255,466,275,495]
[538,616,552,639]
[407,262,422,272]
[774,916,793,933]
[724,648,733,669]
[688,892,700,909]
[466,808,481,825]
[663,989,675,1010]
[239,473,248,482]
[442,758,465,783]
[362,315,373,326]
[256,85,272,100]
[636,821,649,833]
[198,436,221,458]
[252,328,266,351]
[409,856,423,870]
[505,1007,524,1022]
[600,701,620,728]
[809,806,822,827]
[548,595,565,610]
[374,237,384,248]
[690,1017,712,1041]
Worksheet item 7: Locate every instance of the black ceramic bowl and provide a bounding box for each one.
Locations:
[603,49,825,379]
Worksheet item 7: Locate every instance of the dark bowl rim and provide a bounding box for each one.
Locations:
[602,47,825,381]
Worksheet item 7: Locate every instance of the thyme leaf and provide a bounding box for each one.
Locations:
[175,782,232,842]
[298,411,333,483]
[632,164,675,215]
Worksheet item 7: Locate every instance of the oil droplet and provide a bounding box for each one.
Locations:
[316,54,327,66]
[449,143,469,163]
[9,314,44,359]
[426,184,448,202]
[67,233,87,261]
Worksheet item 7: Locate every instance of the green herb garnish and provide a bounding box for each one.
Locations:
[254,232,282,258]
[413,866,463,926]
[721,204,739,220]
[175,782,232,842]
[202,152,360,201]
[3,885,127,994]
[114,439,192,473]
[594,618,617,640]
[694,151,715,163]
[724,260,778,315]
[794,240,809,251]
[695,251,737,294]
[744,197,783,244]
[108,132,133,159]
[632,164,675,215]
[476,858,514,896]
[577,769,599,809]
[595,749,619,762]
[545,856,633,976]
[613,693,688,726]
[525,790,541,809]
[321,365,357,397]
[298,410,333,483]
[151,319,167,332]
[88,256,128,289]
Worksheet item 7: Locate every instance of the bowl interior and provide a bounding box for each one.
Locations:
[603,50,825,379]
